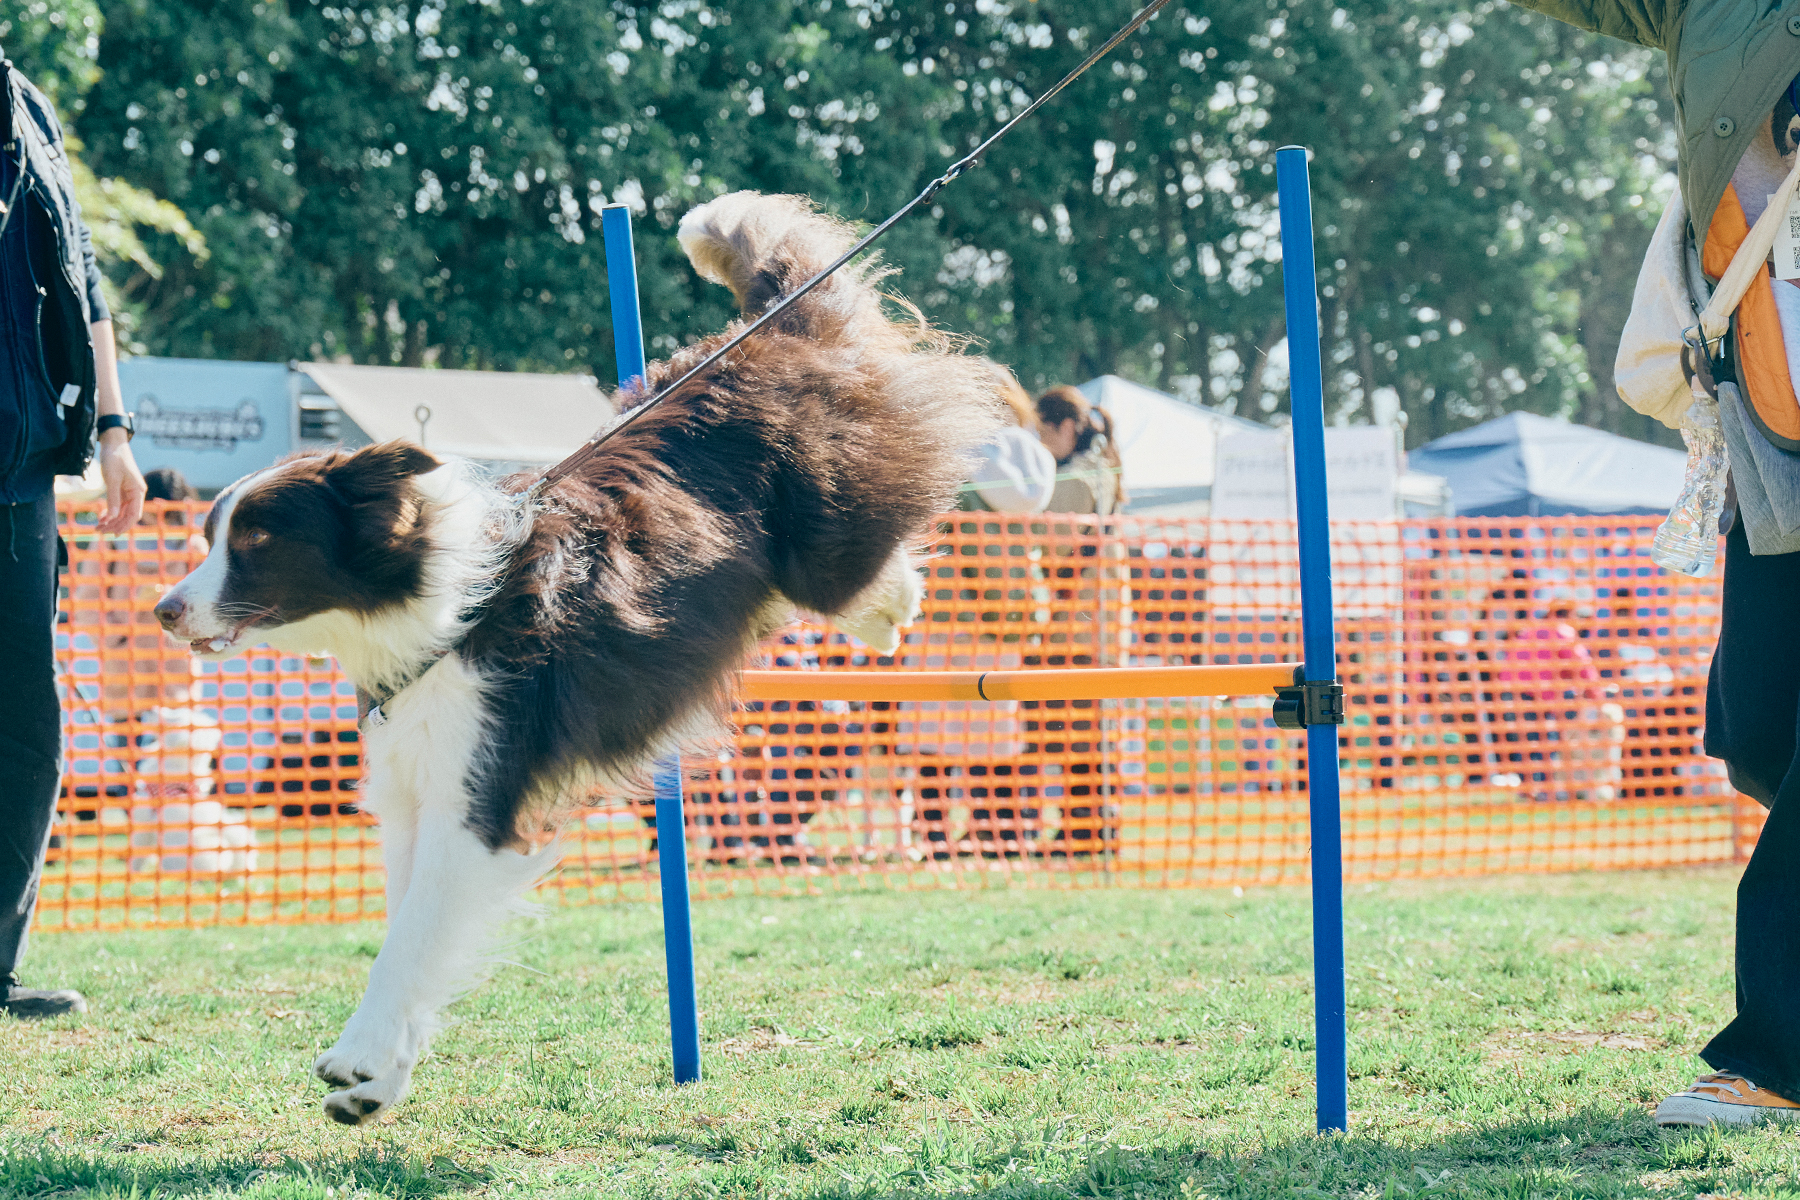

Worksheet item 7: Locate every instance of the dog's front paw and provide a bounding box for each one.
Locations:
[835,560,923,655]
[320,1074,412,1126]
[313,1036,415,1126]
[834,608,907,655]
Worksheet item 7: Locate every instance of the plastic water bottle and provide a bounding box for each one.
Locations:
[1651,393,1728,577]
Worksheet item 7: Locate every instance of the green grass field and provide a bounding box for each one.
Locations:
[4,867,1798,1199]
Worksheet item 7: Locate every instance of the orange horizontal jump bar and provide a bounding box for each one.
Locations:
[738,662,1303,703]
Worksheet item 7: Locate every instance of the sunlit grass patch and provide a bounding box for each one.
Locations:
[5,868,1796,1198]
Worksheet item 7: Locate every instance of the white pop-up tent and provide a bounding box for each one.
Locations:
[299,363,613,469]
[108,356,616,491]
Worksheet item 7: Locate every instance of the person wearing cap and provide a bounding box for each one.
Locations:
[0,47,144,1019]
[1504,0,1800,1127]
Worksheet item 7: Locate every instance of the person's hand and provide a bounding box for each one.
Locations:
[97,431,146,534]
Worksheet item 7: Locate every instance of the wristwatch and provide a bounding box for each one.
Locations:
[96,413,135,441]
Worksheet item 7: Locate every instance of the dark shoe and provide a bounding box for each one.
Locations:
[2,980,88,1020]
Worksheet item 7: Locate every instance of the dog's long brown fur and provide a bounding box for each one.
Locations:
[445,192,1003,845]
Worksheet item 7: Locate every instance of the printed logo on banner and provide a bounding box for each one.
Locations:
[1210,426,1399,520]
[1211,429,1292,519]
[136,395,268,452]
[1323,427,1399,521]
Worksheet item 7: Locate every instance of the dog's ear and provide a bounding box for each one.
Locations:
[325,442,441,506]
[320,443,441,592]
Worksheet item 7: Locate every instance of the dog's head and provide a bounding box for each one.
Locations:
[154,442,442,658]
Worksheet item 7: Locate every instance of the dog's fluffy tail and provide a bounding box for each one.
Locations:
[677,190,1004,463]
[678,190,927,352]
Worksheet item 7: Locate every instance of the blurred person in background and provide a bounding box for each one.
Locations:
[142,466,195,502]
[945,365,1054,854]
[958,363,1056,513]
[1036,385,1126,515]
[0,47,145,1019]
[1034,385,1129,855]
[143,466,202,541]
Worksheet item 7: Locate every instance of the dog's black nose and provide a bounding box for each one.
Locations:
[153,594,186,630]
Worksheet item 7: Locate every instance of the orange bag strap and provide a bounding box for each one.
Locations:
[1702,185,1800,445]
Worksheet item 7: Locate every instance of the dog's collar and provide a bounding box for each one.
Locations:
[357,646,455,731]
[355,575,517,730]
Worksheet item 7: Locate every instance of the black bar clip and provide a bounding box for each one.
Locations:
[1272,679,1345,729]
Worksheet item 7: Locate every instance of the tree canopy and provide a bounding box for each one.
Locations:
[13,0,1680,446]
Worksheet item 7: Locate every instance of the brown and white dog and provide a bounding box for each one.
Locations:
[153,192,1000,1125]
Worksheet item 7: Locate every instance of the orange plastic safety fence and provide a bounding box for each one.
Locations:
[36,504,1765,931]
[41,501,375,931]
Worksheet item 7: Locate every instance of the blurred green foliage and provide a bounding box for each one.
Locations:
[1,0,104,111]
[18,0,1681,445]
[3,0,207,346]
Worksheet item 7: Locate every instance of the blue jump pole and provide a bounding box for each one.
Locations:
[601,204,703,1086]
[1275,146,1348,1133]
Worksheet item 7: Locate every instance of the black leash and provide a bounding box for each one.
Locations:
[532,0,1175,494]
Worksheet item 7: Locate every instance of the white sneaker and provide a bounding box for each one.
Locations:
[1655,1073,1800,1127]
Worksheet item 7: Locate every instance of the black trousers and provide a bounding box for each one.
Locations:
[0,490,61,981]
[1702,519,1800,1096]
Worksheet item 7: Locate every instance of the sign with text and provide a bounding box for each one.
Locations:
[1323,426,1401,520]
[1210,426,1399,520]
[1211,429,1294,519]
[116,358,292,491]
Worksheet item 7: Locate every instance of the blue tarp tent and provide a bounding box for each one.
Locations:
[1407,411,1685,517]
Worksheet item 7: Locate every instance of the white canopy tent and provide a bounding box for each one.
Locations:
[299,363,614,468]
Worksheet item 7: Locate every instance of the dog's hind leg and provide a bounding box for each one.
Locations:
[822,548,922,656]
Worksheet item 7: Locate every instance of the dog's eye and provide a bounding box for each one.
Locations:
[244,529,271,548]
